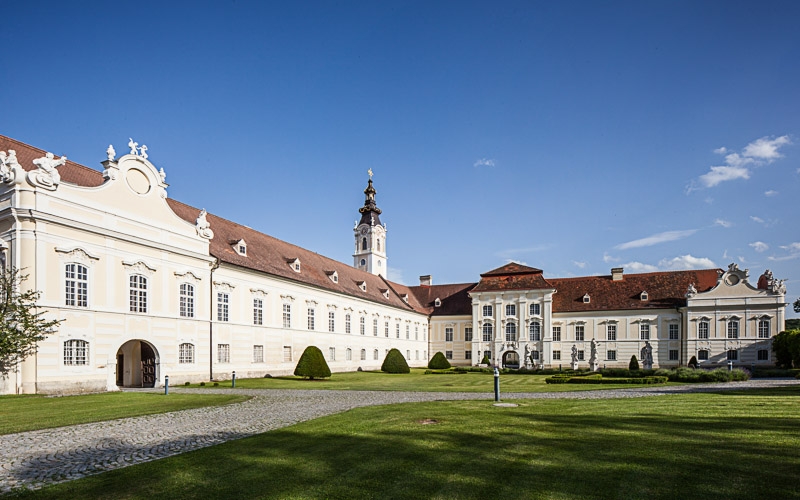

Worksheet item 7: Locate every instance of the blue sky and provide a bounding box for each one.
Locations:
[3,1,798,316]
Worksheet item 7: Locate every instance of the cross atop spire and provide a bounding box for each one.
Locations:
[368,168,373,179]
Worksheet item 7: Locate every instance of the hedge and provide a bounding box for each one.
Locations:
[545,375,668,385]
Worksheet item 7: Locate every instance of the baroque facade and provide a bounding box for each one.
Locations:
[0,134,788,395]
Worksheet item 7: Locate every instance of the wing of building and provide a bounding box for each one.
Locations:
[0,135,788,394]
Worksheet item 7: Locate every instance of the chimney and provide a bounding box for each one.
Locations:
[419,275,432,286]
[611,267,624,281]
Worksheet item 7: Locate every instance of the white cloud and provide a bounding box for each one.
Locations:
[769,242,800,262]
[722,249,729,259]
[738,256,746,263]
[623,261,659,273]
[704,197,714,205]
[615,229,697,250]
[714,218,732,228]
[750,216,765,224]
[572,261,587,269]
[603,252,620,263]
[658,254,716,270]
[693,135,791,190]
[780,242,800,252]
[742,135,790,160]
[749,241,769,253]
[473,158,496,168]
[764,190,778,197]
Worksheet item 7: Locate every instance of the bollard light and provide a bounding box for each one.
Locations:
[493,366,500,402]
[232,370,236,388]
[164,375,169,395]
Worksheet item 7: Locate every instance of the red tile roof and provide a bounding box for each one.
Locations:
[472,263,555,293]
[406,283,477,316]
[0,135,105,187]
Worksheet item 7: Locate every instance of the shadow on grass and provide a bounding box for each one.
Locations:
[10,402,800,500]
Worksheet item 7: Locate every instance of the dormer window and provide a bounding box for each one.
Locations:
[583,293,590,303]
[380,288,389,299]
[401,293,409,303]
[640,291,648,301]
[434,298,442,307]
[325,270,339,283]
[233,239,247,256]
[357,280,366,292]
[287,258,301,273]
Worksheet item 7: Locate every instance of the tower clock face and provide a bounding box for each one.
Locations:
[360,227,368,235]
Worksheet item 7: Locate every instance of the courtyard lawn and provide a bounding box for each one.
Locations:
[203,368,679,392]
[10,386,800,500]
[0,392,248,435]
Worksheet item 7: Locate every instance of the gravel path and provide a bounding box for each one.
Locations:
[1,378,798,494]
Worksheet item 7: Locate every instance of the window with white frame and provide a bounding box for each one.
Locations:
[253,345,264,363]
[373,318,378,336]
[65,263,88,307]
[179,343,194,364]
[345,313,351,334]
[445,327,454,342]
[217,292,229,322]
[727,349,738,361]
[416,350,420,360]
[396,323,400,338]
[361,348,366,360]
[346,348,352,361]
[606,324,617,341]
[385,321,389,337]
[179,283,194,318]
[406,350,411,360]
[506,323,517,342]
[727,319,739,339]
[552,326,561,342]
[757,349,769,361]
[465,350,471,359]
[531,350,539,360]
[669,324,679,340]
[416,325,420,340]
[406,324,410,339]
[530,322,541,341]
[577,350,584,361]
[282,304,291,328]
[360,317,365,335]
[373,349,379,360]
[529,303,540,316]
[697,349,709,361]
[63,339,88,365]
[483,305,493,317]
[129,275,147,313]
[253,298,263,325]
[669,349,679,361]
[640,323,650,340]
[446,350,453,359]
[698,320,709,339]
[553,350,561,360]
[506,304,516,316]
[482,323,493,342]
[328,311,335,332]
[464,327,473,342]
[218,344,230,363]
[283,346,292,362]
[607,350,617,361]
[307,308,315,330]
[329,347,336,361]
[758,319,770,339]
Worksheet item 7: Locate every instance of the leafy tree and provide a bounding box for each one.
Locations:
[787,318,800,331]
[628,355,640,370]
[688,355,698,369]
[293,345,331,379]
[0,268,60,376]
[794,297,800,314]
[772,330,800,368]
[381,348,410,374]
[428,351,451,369]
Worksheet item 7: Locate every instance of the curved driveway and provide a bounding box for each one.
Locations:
[2,379,798,494]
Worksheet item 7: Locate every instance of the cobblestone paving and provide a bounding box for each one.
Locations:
[1,379,798,494]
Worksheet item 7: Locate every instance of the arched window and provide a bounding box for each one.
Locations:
[179,343,195,363]
[129,275,147,313]
[377,239,381,252]
[65,263,88,307]
[362,237,367,250]
[506,323,517,342]
[482,323,493,342]
[64,339,89,366]
[698,320,709,339]
[529,322,541,341]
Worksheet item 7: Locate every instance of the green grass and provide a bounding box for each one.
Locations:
[205,368,680,392]
[0,392,248,435]
[11,386,800,500]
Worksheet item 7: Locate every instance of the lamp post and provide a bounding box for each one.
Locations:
[164,375,169,395]
[493,367,500,402]
[232,370,236,388]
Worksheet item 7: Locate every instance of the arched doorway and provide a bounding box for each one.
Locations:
[116,340,159,388]
[502,351,520,369]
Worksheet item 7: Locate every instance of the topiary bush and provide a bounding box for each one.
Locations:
[294,345,332,379]
[688,356,698,369]
[428,351,451,369]
[381,348,410,373]
[629,355,640,370]
[480,354,491,366]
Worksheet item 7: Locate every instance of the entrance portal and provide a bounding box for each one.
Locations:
[502,351,520,369]
[116,340,159,388]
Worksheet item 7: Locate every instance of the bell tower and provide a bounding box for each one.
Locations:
[353,169,387,277]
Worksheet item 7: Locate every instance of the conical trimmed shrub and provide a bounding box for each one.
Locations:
[428,351,451,369]
[294,345,331,379]
[481,354,491,366]
[381,348,410,373]
[629,355,640,370]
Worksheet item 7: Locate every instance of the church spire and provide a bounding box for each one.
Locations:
[358,171,382,226]
[353,170,387,277]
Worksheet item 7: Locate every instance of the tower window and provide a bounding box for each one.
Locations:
[362,237,367,250]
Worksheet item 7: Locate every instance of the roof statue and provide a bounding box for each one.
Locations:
[140,144,148,159]
[0,150,21,183]
[28,151,67,190]
[159,167,166,183]
[686,283,697,298]
[106,144,116,161]
[195,208,214,239]
[128,138,138,155]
